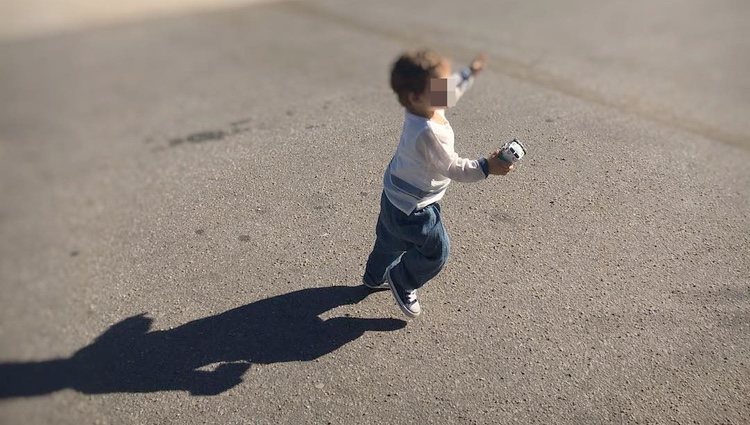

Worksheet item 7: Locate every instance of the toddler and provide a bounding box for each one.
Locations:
[362,49,513,318]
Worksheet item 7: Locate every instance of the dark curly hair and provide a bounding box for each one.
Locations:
[390,49,447,108]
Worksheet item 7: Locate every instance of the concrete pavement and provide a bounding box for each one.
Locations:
[1,0,748,423]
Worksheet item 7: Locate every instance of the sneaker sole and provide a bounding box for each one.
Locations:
[362,277,389,289]
[363,254,405,290]
[362,279,389,290]
[385,270,420,318]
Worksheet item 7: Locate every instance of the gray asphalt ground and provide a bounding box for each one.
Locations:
[1,0,749,423]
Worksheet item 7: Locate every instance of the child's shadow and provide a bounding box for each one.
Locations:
[0,285,403,398]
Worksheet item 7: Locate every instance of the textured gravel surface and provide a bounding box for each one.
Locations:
[1,1,748,424]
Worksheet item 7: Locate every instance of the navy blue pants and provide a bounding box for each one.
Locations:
[364,192,450,291]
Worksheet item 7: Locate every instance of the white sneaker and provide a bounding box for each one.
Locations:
[385,268,421,318]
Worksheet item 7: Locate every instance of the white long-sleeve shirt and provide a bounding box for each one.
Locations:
[383,68,488,215]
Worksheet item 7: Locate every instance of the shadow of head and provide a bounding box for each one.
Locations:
[0,285,406,398]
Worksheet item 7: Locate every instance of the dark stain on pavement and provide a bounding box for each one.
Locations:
[165,117,254,148]
[238,235,251,242]
[169,130,226,147]
[229,118,252,134]
[195,229,205,235]
[0,286,405,398]
[491,212,513,223]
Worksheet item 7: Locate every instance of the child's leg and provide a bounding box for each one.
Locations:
[363,219,407,285]
[363,193,410,286]
[388,203,450,291]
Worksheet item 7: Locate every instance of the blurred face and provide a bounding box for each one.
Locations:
[427,63,457,108]
[409,60,456,114]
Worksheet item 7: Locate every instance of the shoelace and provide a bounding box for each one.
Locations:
[406,290,417,304]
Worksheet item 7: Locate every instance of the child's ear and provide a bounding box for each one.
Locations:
[407,92,421,107]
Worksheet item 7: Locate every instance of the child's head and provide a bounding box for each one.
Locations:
[390,49,455,114]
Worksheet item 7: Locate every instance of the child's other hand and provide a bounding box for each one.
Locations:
[487,152,513,175]
[470,53,487,75]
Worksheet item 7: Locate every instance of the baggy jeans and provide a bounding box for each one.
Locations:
[363,192,450,291]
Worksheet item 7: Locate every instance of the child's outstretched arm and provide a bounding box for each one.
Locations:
[453,53,487,103]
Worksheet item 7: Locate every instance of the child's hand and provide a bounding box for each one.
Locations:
[470,53,487,75]
[487,150,513,175]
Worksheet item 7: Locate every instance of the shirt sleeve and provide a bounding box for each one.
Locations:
[453,67,474,104]
[417,127,487,182]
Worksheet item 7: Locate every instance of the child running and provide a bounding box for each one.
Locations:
[362,49,514,318]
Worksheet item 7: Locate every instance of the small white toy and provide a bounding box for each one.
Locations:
[500,139,527,163]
